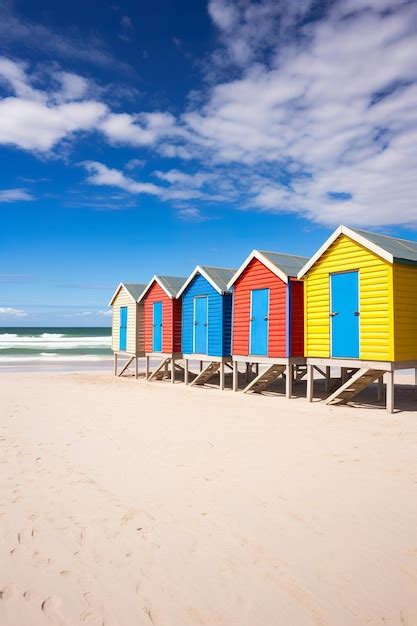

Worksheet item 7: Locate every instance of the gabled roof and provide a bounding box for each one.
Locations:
[109,282,147,306]
[176,265,237,297]
[137,275,186,302]
[297,225,417,279]
[228,249,309,288]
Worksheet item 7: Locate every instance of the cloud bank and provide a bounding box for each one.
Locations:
[1,0,417,227]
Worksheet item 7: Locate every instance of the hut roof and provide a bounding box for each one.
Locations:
[109,282,146,306]
[298,225,417,278]
[228,250,309,288]
[137,275,186,301]
[176,265,237,297]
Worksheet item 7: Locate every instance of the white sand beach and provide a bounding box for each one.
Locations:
[1,371,417,626]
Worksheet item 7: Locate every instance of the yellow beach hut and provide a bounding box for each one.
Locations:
[109,282,146,377]
[297,225,417,412]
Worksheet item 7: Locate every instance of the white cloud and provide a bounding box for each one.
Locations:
[99,111,182,147]
[75,309,111,317]
[181,0,417,226]
[0,307,27,317]
[0,188,34,202]
[82,161,163,196]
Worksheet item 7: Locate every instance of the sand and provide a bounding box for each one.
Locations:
[1,371,417,626]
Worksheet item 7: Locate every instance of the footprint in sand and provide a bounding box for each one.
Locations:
[41,595,67,625]
[0,583,18,600]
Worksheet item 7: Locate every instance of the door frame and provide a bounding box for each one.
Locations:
[249,287,270,356]
[152,300,163,352]
[329,269,360,358]
[192,295,209,354]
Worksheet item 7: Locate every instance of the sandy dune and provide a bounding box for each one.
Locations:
[1,371,417,626]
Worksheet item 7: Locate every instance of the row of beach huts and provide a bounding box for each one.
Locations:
[109,225,417,413]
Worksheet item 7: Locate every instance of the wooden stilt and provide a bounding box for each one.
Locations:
[135,356,138,379]
[184,359,189,385]
[341,367,349,384]
[325,366,331,393]
[285,364,293,399]
[171,358,175,384]
[145,355,150,380]
[200,360,203,372]
[164,360,169,378]
[377,375,384,401]
[386,371,394,414]
[220,361,225,391]
[233,361,238,391]
[245,362,250,384]
[307,364,314,402]
[114,353,118,376]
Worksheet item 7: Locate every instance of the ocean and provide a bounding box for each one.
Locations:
[0,327,112,371]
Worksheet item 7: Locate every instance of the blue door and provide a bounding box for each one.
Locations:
[119,306,127,351]
[152,301,163,352]
[194,296,208,354]
[250,288,269,356]
[331,271,359,358]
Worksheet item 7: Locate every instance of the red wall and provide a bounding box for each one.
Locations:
[232,258,287,358]
[290,279,304,357]
[144,282,182,353]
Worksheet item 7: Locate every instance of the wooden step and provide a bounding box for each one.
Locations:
[244,364,286,394]
[148,357,171,381]
[294,365,307,382]
[190,362,221,386]
[326,368,385,405]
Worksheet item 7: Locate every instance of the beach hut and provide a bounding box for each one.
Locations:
[137,275,186,383]
[297,225,417,412]
[109,282,146,377]
[176,265,236,389]
[227,250,308,396]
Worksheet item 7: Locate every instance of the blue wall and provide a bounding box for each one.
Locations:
[181,273,232,357]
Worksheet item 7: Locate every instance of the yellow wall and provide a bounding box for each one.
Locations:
[111,288,144,354]
[304,234,394,361]
[393,263,417,361]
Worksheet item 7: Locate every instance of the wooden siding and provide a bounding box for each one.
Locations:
[231,257,287,358]
[393,263,417,360]
[181,273,230,357]
[111,288,143,354]
[144,282,173,353]
[303,234,394,361]
[290,279,304,357]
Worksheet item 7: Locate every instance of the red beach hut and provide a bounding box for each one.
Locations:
[137,275,186,383]
[227,250,308,396]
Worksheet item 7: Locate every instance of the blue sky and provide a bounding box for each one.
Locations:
[1,0,417,326]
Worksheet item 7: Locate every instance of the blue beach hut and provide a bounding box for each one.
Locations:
[176,265,236,388]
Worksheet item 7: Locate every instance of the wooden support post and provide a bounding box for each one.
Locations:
[255,363,259,376]
[114,353,118,376]
[325,366,331,393]
[145,355,150,380]
[286,364,293,399]
[164,360,169,378]
[307,364,314,402]
[135,357,138,380]
[341,367,349,384]
[377,375,384,402]
[232,361,238,392]
[200,360,203,372]
[184,359,189,385]
[220,361,225,390]
[386,371,394,414]
[171,358,175,384]
[245,362,250,384]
